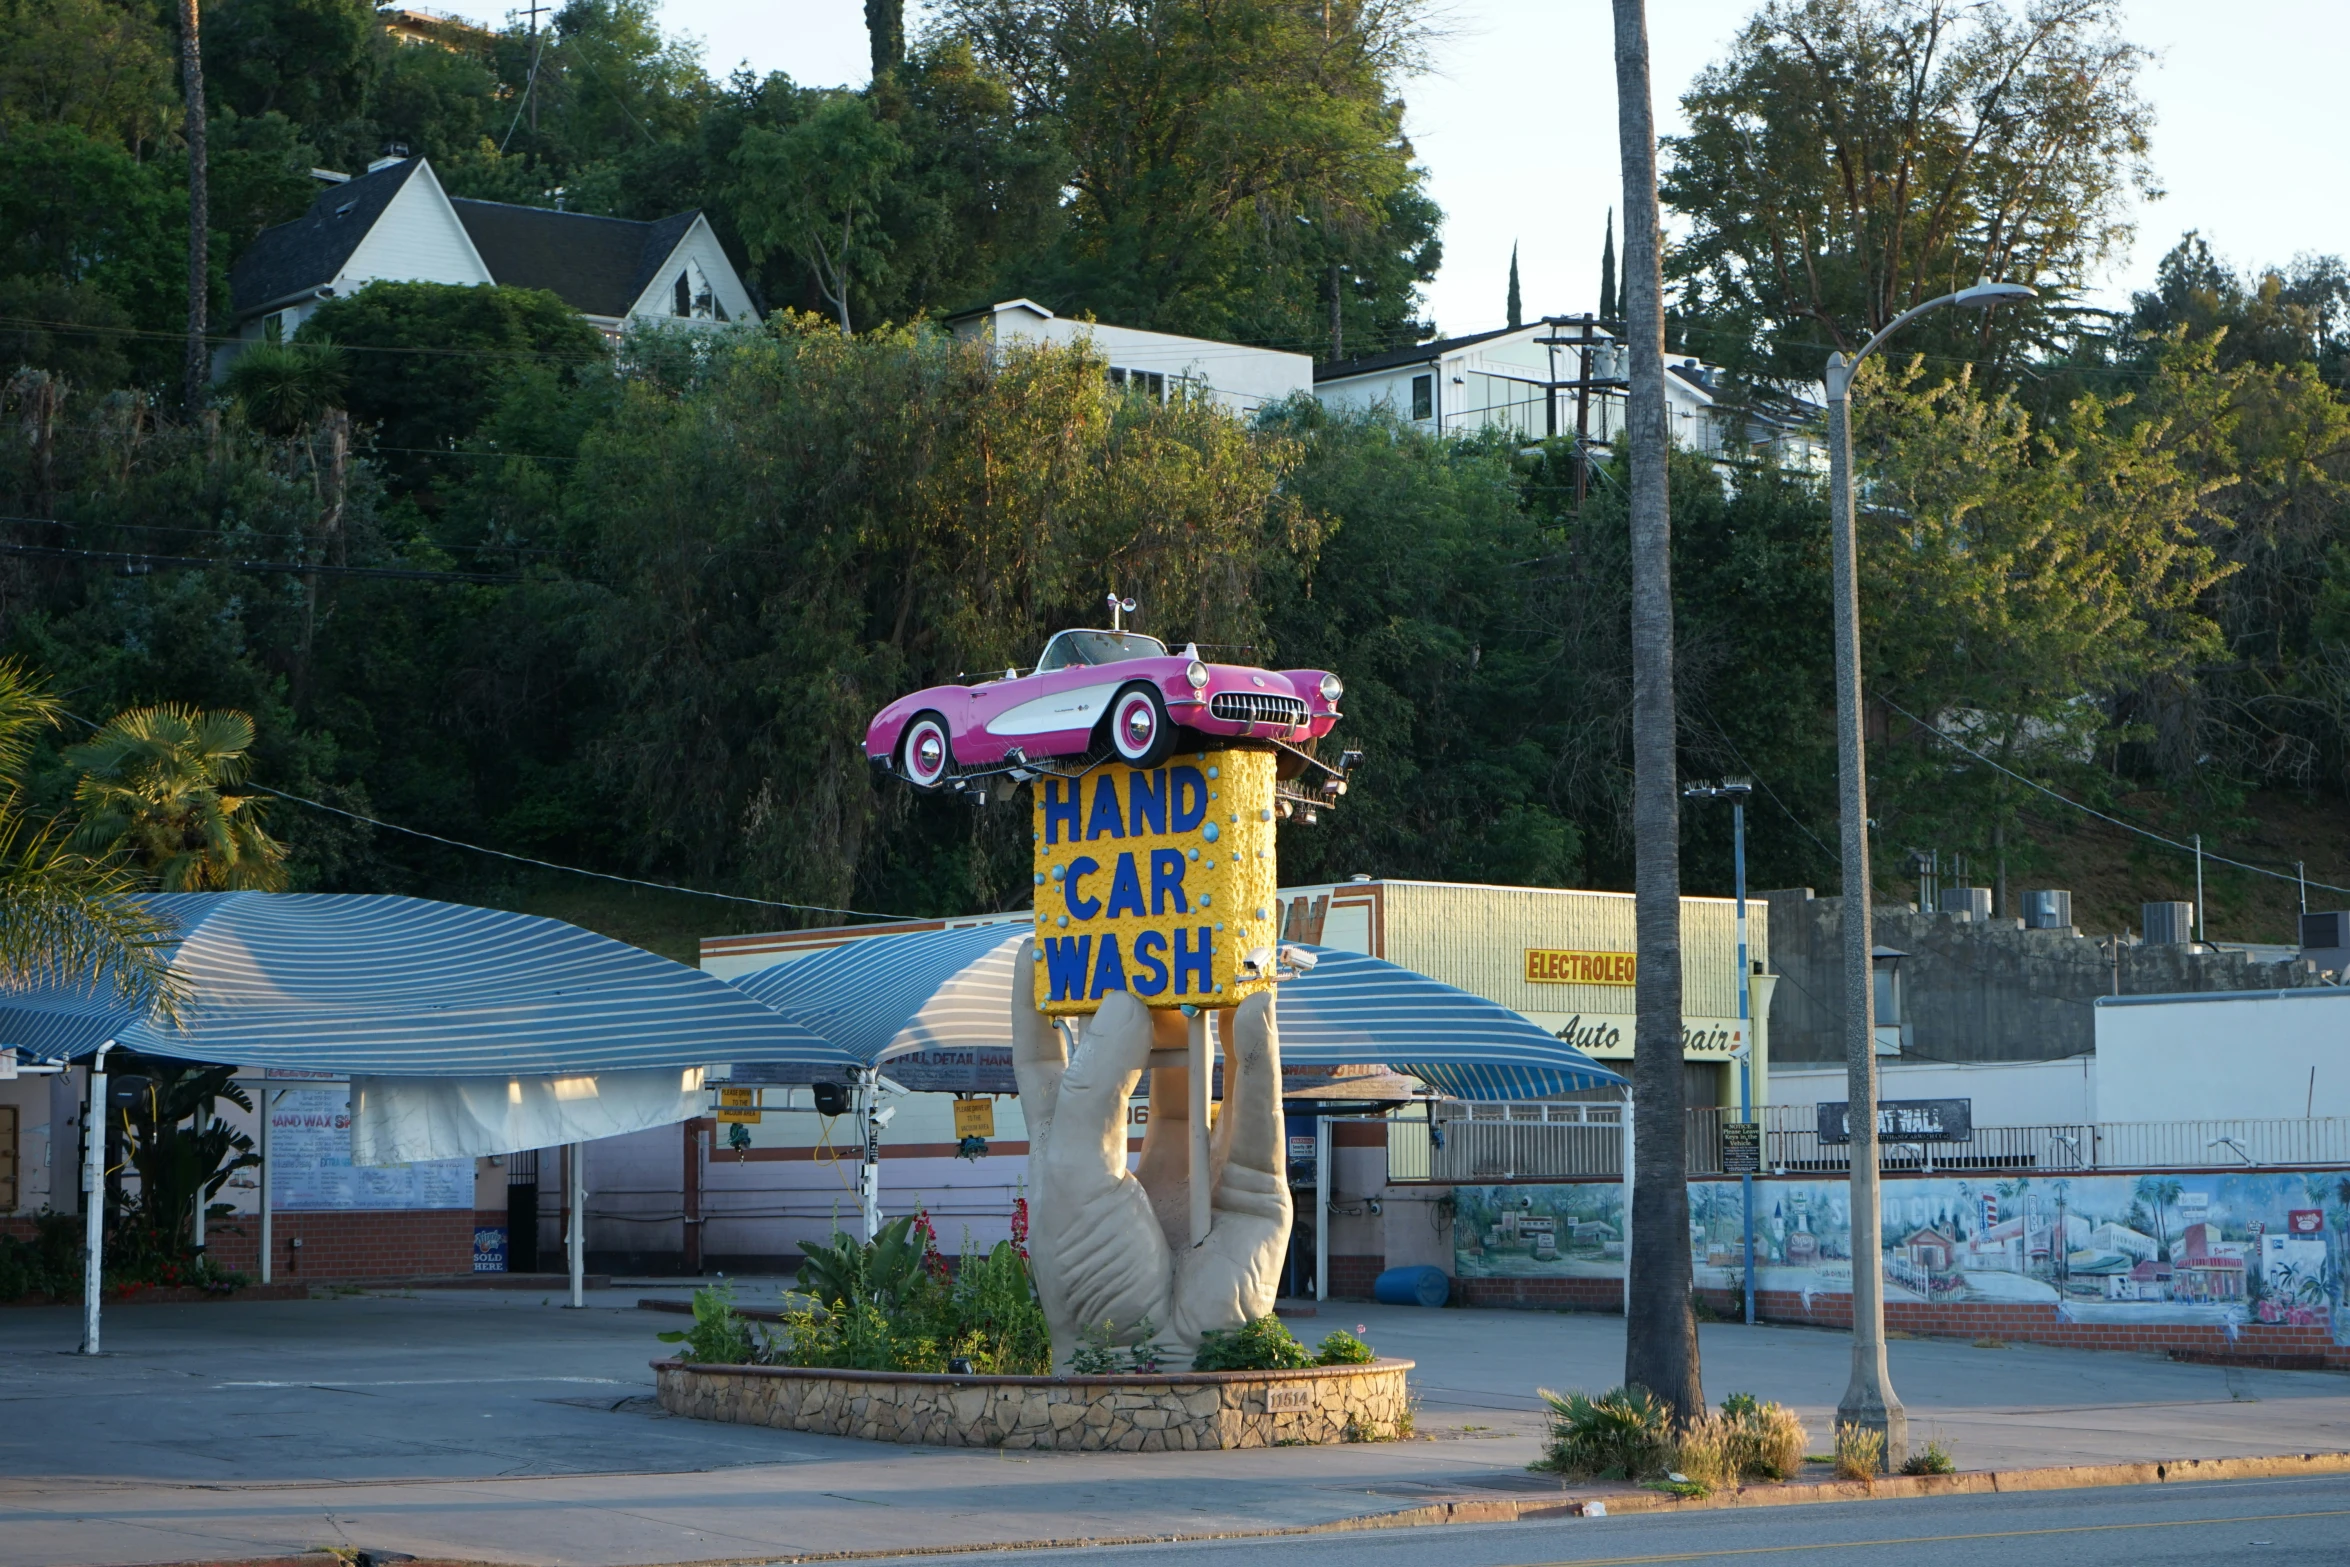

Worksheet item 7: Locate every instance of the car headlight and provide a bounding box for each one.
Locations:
[1186,660,1210,690]
[1319,674,1344,703]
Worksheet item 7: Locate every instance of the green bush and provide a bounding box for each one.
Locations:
[1192,1315,1315,1372]
[0,1212,81,1302]
[779,1221,1050,1376]
[1314,1327,1375,1365]
[656,1282,768,1365]
[1534,1386,1675,1480]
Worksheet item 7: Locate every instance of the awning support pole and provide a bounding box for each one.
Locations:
[1314,1114,1331,1303]
[81,1041,114,1355]
[259,1089,273,1284]
[858,1067,882,1243]
[1188,1009,1213,1248]
[567,1140,585,1308]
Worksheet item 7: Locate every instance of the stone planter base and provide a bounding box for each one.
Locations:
[653,1357,1414,1450]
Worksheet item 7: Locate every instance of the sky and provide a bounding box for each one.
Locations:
[478,0,2350,342]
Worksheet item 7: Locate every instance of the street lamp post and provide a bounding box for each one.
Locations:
[1685,780,1756,1324]
[1825,278,2034,1462]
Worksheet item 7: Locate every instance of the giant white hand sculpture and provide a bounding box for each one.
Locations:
[1011,940,1293,1371]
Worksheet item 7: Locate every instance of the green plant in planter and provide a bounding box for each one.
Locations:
[1533,1385,1673,1480]
[1314,1327,1375,1365]
[1192,1315,1315,1372]
[656,1283,767,1365]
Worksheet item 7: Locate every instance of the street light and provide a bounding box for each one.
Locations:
[1684,779,1756,1327]
[1823,276,2036,1462]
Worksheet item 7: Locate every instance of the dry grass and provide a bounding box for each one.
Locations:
[1670,1413,1738,1493]
[1972,1337,2009,1350]
[1834,1422,1886,1481]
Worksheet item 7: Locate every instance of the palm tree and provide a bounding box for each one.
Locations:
[64,706,289,891]
[120,1063,258,1257]
[2135,1175,2183,1261]
[1613,0,1700,1423]
[0,663,180,1016]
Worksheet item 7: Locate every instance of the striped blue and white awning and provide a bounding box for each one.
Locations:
[0,892,856,1076]
[728,926,1623,1099]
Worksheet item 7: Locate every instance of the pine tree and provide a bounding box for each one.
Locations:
[1507,242,1522,329]
[1599,208,1618,324]
[866,0,904,83]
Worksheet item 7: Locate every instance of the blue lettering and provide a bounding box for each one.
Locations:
[1089,934,1128,999]
[1065,856,1101,920]
[1043,936,1092,1001]
[1173,926,1214,995]
[1170,765,1208,832]
[1086,772,1127,839]
[1131,931,1169,996]
[1128,768,1168,836]
[1103,852,1146,919]
[1150,849,1189,914]
[1042,779,1080,846]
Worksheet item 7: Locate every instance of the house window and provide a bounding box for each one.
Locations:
[674,273,691,316]
[1411,373,1433,421]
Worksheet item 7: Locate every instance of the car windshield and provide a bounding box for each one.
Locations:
[1037,630,1168,671]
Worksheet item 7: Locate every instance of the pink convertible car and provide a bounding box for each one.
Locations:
[866,628,1346,791]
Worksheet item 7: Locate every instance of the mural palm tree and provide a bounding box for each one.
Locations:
[65,706,289,891]
[0,663,180,1016]
[2136,1175,2184,1262]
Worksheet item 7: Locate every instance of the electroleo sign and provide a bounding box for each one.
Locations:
[1032,750,1278,1015]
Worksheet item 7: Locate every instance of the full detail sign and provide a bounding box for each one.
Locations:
[1032,749,1279,1015]
[1816,1098,1974,1144]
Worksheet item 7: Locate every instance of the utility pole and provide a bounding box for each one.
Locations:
[179,0,208,416]
[1529,314,1628,511]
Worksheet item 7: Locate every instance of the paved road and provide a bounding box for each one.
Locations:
[867,1475,2350,1566]
[6,1286,2350,1565]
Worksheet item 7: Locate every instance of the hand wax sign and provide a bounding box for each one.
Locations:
[1032,748,1278,1016]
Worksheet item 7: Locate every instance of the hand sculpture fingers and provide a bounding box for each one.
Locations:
[1008,940,1067,1151]
[1170,989,1291,1340]
[1133,1005,1194,1255]
[1035,990,1171,1360]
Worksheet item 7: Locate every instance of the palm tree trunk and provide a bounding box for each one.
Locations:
[180,0,209,415]
[1613,0,1701,1423]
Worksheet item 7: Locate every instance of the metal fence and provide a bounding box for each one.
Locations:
[1383,1102,2350,1183]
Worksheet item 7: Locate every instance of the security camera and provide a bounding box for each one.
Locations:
[1242,946,1275,975]
[1279,945,1319,973]
[869,1105,896,1130]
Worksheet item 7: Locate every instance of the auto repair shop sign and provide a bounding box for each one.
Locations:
[1031,748,1278,1015]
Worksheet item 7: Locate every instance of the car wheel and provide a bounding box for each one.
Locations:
[1108,684,1175,767]
[899,712,954,791]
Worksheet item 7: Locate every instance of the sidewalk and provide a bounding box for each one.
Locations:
[4,1286,2348,1566]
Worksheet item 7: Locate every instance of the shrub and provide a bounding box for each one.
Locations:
[1719,1391,1808,1481]
[0,1213,82,1302]
[1834,1422,1886,1481]
[1192,1315,1315,1372]
[1534,1386,1673,1480]
[1900,1438,1956,1475]
[656,1283,767,1365]
[777,1227,1050,1376]
[1669,1412,1737,1494]
[1314,1327,1375,1365]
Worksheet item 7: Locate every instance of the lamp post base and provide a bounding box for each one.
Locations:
[1836,1375,1908,1467]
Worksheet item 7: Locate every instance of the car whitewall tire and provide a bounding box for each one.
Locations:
[901,713,954,791]
[1109,685,1174,767]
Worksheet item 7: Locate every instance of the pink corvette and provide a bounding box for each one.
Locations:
[866,628,1345,791]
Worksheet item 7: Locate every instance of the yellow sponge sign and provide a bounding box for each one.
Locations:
[715,1086,760,1125]
[952,1098,995,1139]
[1031,749,1279,1015]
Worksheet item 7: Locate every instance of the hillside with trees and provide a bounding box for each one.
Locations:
[0,0,2346,957]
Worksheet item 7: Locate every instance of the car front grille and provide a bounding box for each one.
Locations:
[1210,691,1310,727]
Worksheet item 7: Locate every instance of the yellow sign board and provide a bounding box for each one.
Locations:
[952,1098,996,1139]
[716,1086,761,1124]
[1032,749,1280,1015]
[1525,948,1637,986]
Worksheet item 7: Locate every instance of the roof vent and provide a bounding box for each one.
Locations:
[2022,889,2071,930]
[334,200,357,217]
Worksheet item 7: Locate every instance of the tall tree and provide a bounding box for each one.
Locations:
[1614,0,1700,1421]
[732,93,905,335]
[1663,0,2154,383]
[1506,241,1522,329]
[179,0,209,412]
[1599,207,1617,322]
[866,0,904,82]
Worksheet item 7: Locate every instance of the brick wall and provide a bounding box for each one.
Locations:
[199,1210,475,1280]
[1325,1252,1384,1300]
[1458,1275,1627,1312]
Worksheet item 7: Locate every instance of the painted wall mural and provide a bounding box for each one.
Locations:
[1455,1172,2350,1340]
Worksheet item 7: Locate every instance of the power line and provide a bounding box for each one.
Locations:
[249,782,914,922]
[1881,697,2350,899]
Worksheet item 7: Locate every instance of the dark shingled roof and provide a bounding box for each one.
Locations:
[449,199,703,319]
[1312,324,1520,383]
[229,159,424,319]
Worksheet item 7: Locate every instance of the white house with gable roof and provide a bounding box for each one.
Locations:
[946,299,1313,418]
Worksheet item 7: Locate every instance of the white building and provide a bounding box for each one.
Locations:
[946,299,1315,418]
[2094,986,2350,1124]
[1311,317,1824,467]
[222,155,756,368]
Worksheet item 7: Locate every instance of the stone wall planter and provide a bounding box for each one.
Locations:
[653,1356,1414,1450]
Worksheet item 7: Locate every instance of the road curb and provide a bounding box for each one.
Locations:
[160,1448,2350,1567]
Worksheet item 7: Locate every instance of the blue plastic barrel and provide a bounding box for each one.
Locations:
[1373,1265,1451,1308]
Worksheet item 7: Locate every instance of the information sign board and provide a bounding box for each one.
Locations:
[269,1087,471,1210]
[1721,1121,1761,1174]
[1815,1098,1974,1145]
